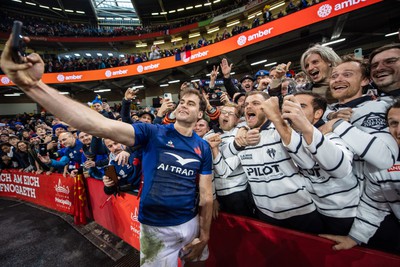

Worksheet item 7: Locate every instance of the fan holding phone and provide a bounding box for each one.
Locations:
[102,138,142,196]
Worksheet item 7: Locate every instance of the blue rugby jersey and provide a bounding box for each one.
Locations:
[133,123,212,226]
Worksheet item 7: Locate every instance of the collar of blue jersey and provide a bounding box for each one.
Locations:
[313,119,325,128]
[331,95,373,109]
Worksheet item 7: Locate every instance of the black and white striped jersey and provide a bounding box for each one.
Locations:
[325,96,398,187]
[349,159,400,244]
[204,127,248,197]
[296,128,360,218]
[213,122,316,220]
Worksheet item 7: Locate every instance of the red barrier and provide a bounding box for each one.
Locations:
[1,171,399,266]
[206,213,400,267]
[0,170,75,214]
[86,177,140,250]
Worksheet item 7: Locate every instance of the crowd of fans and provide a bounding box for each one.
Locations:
[1,38,400,255]
[1,0,399,260]
[0,1,251,37]
[0,1,323,74]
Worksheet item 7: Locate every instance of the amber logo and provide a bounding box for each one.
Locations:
[57,74,65,82]
[1,77,10,84]
[57,74,82,82]
[237,35,247,46]
[317,4,332,17]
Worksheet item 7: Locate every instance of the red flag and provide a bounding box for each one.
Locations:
[73,170,87,225]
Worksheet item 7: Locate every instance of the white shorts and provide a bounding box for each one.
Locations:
[140,215,209,267]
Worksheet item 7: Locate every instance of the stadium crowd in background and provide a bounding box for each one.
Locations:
[0,1,325,74]
[1,40,400,258]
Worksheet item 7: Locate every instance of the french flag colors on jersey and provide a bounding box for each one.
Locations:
[133,123,212,227]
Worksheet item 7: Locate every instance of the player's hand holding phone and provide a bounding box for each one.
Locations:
[1,21,45,91]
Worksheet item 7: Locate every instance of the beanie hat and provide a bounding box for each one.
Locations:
[91,95,103,105]
[52,124,68,135]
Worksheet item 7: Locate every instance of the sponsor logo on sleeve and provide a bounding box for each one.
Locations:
[388,164,400,172]
[360,113,387,130]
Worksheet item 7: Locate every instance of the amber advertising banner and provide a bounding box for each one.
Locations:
[0,0,383,87]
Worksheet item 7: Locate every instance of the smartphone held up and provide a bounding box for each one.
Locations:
[11,20,26,64]
[163,93,172,100]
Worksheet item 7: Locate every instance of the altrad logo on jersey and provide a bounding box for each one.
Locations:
[157,152,199,176]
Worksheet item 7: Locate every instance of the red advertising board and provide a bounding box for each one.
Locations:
[0,170,75,214]
[1,172,399,266]
[0,0,383,87]
[86,177,141,250]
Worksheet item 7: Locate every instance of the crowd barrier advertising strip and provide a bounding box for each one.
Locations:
[1,171,400,266]
[0,170,75,214]
[0,0,382,87]
[85,177,141,250]
[207,213,400,267]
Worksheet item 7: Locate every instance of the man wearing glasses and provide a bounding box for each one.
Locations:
[204,103,255,218]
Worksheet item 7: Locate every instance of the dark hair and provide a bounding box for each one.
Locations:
[386,98,400,121]
[295,71,307,80]
[16,141,29,152]
[180,89,207,113]
[369,43,400,64]
[294,91,328,113]
[245,91,270,100]
[340,54,370,79]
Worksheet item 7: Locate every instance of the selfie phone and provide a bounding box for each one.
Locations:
[278,95,284,111]
[208,91,222,106]
[187,82,195,90]
[39,143,47,156]
[104,165,119,185]
[11,21,25,64]
[163,93,172,100]
[354,48,363,59]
